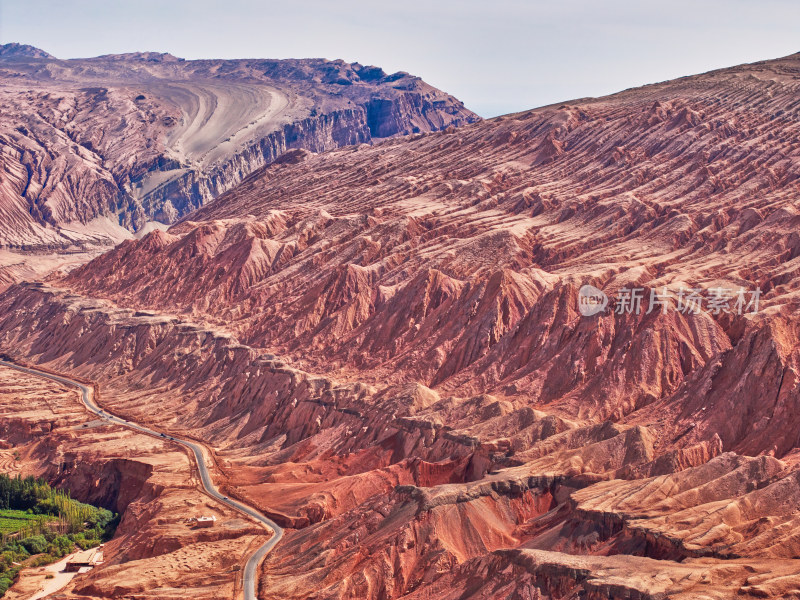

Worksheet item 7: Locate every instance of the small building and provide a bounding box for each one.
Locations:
[192,516,217,528]
[65,548,103,573]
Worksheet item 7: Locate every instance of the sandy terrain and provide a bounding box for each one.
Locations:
[0,248,110,293]
[158,83,289,168]
[8,549,85,600]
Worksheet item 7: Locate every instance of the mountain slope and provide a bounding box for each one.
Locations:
[67,51,800,436]
[0,44,478,254]
[2,52,800,599]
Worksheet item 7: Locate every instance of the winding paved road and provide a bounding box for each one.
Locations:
[0,360,283,600]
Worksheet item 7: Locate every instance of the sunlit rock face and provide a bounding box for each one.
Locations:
[0,44,478,254]
[3,51,800,599]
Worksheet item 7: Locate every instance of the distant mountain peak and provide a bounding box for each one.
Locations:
[93,51,184,62]
[0,43,54,59]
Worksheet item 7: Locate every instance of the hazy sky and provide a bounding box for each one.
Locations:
[1,0,798,117]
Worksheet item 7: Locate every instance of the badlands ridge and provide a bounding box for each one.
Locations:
[0,43,477,281]
[1,51,800,598]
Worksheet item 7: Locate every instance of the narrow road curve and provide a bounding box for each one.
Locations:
[0,360,282,600]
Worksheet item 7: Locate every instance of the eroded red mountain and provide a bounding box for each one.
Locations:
[1,52,800,599]
[0,43,478,280]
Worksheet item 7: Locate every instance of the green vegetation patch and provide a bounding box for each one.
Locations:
[0,474,118,596]
[0,510,50,535]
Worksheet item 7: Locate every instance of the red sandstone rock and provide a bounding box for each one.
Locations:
[0,44,478,262]
[2,52,800,599]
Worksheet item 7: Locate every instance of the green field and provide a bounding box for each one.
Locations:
[0,509,47,535]
[0,474,118,596]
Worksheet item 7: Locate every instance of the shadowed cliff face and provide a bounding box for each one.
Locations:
[0,45,479,255]
[3,52,800,599]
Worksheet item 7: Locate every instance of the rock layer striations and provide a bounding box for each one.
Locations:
[2,52,800,599]
[0,44,478,254]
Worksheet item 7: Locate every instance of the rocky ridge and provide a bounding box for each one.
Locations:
[0,44,478,255]
[2,52,800,598]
